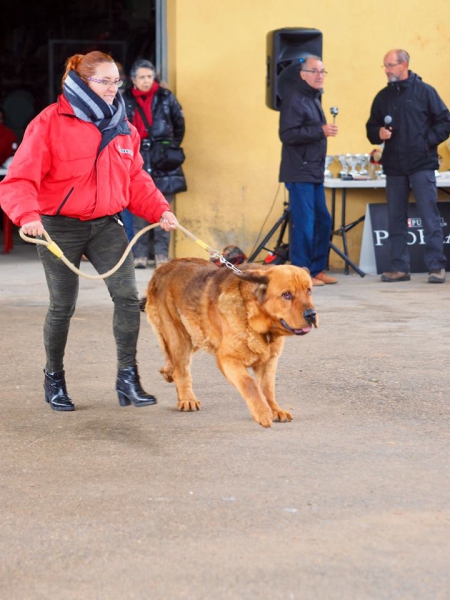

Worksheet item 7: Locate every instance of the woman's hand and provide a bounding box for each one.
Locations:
[21,220,44,237]
[159,211,178,231]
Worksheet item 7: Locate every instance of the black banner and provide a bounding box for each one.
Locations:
[367,203,450,274]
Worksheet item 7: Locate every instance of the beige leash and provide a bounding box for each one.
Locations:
[19,222,243,280]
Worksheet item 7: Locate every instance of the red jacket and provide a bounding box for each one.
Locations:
[0,95,170,226]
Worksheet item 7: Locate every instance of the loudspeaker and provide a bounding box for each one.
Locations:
[266,27,323,111]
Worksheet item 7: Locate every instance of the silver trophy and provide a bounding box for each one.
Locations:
[346,154,360,178]
[324,155,335,178]
[376,164,386,178]
[358,153,370,177]
[337,154,349,178]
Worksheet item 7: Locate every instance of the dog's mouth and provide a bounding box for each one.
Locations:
[280,319,312,335]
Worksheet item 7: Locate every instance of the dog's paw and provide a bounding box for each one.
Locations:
[177,399,201,411]
[253,408,273,428]
[272,409,293,423]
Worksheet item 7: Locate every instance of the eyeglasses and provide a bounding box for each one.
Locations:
[382,62,401,69]
[85,77,124,88]
[302,69,328,76]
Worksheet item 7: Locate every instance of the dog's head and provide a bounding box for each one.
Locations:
[239,265,318,336]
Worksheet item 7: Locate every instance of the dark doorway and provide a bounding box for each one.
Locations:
[0,0,157,141]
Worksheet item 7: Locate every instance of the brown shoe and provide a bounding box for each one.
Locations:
[312,277,325,286]
[314,272,338,284]
[380,271,410,282]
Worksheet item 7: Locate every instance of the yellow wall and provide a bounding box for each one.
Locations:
[168,0,450,268]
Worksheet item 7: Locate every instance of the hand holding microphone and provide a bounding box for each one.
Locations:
[323,106,339,137]
[380,115,393,140]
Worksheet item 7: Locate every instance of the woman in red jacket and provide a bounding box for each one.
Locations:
[0,51,178,412]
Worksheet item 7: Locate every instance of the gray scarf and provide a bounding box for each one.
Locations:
[63,70,126,133]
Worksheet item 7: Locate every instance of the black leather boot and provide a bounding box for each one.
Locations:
[116,366,157,407]
[44,370,75,411]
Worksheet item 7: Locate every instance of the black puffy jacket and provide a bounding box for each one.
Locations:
[123,86,187,195]
[278,78,327,183]
[366,72,450,176]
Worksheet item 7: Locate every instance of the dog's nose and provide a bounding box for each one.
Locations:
[303,308,316,324]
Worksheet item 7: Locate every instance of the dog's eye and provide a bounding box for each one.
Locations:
[282,291,293,300]
[307,287,312,295]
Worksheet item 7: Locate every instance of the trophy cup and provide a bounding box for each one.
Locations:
[377,164,386,178]
[338,154,351,179]
[369,148,383,179]
[324,155,335,178]
[358,153,370,177]
[346,154,360,179]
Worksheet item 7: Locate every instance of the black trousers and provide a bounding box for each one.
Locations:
[38,215,140,372]
[386,170,447,272]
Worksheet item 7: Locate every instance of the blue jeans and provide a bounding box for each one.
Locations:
[286,182,332,276]
[133,194,174,259]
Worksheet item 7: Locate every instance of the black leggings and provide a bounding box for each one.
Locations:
[38,215,140,372]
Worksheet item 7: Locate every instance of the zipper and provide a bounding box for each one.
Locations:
[55,187,74,215]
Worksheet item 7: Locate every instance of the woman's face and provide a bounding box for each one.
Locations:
[132,68,156,92]
[85,62,121,105]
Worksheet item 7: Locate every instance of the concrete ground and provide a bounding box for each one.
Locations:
[1,237,450,600]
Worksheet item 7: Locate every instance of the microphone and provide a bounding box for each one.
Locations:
[384,115,393,130]
[330,106,339,123]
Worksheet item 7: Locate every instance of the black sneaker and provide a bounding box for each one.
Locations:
[380,271,411,282]
[428,269,446,283]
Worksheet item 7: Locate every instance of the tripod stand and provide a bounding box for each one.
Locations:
[247,199,365,277]
[247,200,291,263]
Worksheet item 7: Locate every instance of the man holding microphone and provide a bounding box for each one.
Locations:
[366,49,450,283]
[279,55,338,286]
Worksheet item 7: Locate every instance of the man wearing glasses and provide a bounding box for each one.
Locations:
[366,49,450,283]
[279,55,338,287]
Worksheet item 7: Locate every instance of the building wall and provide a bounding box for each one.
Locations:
[167,0,450,267]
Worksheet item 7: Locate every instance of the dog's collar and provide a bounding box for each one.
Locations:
[280,319,312,336]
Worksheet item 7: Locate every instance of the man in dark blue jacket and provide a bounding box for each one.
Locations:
[279,55,338,286]
[366,49,450,283]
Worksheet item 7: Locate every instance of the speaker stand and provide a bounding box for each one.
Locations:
[247,201,291,263]
[247,201,365,277]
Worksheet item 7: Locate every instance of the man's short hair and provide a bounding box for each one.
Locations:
[395,50,410,65]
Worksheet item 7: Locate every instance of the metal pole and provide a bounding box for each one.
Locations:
[155,0,168,83]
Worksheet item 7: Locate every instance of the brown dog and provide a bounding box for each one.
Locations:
[144,258,317,428]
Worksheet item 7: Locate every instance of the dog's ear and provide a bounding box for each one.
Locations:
[237,271,269,301]
[254,281,268,302]
[301,267,310,275]
[237,271,268,285]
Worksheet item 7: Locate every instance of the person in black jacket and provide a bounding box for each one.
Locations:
[366,49,450,283]
[279,55,338,286]
[123,59,186,268]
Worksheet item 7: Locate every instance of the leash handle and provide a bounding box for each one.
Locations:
[19,223,160,280]
[19,221,242,279]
